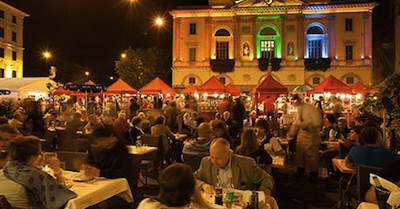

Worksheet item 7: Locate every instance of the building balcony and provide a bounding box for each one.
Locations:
[304,58,331,71]
[210,59,235,73]
[258,58,282,72]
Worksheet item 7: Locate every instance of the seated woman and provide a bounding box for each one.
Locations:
[0,136,76,209]
[235,128,272,166]
[137,163,210,209]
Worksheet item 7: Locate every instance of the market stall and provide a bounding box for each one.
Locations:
[312,75,352,95]
[253,75,288,114]
[226,83,240,97]
[0,77,57,99]
[197,76,227,114]
[106,79,137,95]
[139,77,175,97]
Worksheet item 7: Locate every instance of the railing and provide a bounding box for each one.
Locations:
[304,58,331,71]
[210,59,235,73]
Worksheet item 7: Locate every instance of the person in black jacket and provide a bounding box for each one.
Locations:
[83,125,136,194]
[128,116,144,145]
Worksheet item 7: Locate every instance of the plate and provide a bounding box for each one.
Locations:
[70,173,95,182]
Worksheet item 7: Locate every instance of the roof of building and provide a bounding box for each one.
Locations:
[0,1,29,17]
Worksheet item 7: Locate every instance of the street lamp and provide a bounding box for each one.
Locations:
[110,76,114,80]
[42,51,52,60]
[121,53,127,59]
[128,0,138,3]
[85,71,90,76]
[154,16,165,28]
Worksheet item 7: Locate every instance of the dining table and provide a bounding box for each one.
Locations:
[63,171,133,209]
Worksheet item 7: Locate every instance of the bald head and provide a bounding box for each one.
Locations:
[210,138,231,169]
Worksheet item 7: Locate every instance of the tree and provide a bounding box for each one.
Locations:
[115,47,171,89]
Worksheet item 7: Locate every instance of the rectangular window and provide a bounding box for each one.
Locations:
[312,77,320,85]
[307,40,322,59]
[189,23,196,35]
[12,15,17,24]
[260,40,275,59]
[12,70,16,78]
[12,32,17,42]
[0,27,3,38]
[0,48,4,58]
[346,77,354,85]
[345,45,353,60]
[189,47,196,62]
[0,10,4,19]
[345,18,353,31]
[12,51,17,61]
[216,41,229,60]
[189,77,196,84]
[0,68,4,78]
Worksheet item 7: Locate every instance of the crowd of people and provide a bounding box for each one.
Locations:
[0,93,398,209]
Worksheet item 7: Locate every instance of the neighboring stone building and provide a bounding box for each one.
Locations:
[0,1,28,78]
[170,0,376,91]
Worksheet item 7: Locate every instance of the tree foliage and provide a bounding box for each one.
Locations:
[114,47,171,89]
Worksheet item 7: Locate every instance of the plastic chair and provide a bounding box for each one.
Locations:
[182,153,206,171]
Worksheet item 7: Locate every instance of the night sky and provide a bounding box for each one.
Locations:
[3,0,208,84]
[3,0,395,84]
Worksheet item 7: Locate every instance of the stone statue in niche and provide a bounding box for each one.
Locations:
[243,43,250,56]
[287,42,294,56]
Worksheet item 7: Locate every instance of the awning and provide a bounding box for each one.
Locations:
[226,83,240,96]
[182,85,198,94]
[312,75,352,94]
[139,77,175,96]
[198,76,226,94]
[106,79,137,95]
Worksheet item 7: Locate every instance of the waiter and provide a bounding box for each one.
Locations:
[290,94,322,180]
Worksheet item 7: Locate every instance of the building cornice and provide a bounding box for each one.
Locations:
[0,1,29,17]
[170,2,377,18]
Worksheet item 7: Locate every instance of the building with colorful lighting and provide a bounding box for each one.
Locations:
[170,0,377,91]
[0,1,28,79]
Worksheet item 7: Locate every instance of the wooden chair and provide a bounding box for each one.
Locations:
[182,153,206,171]
[137,135,163,186]
[0,195,13,209]
[356,165,384,203]
[56,151,88,171]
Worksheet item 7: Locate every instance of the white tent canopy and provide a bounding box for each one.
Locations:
[0,77,56,99]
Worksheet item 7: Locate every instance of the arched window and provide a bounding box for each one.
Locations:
[215,29,231,37]
[219,77,226,85]
[260,27,277,36]
[256,26,281,59]
[188,77,196,85]
[312,77,321,85]
[214,28,231,60]
[305,23,328,59]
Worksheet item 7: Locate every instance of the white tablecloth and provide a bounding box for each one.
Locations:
[64,171,133,209]
[357,202,378,209]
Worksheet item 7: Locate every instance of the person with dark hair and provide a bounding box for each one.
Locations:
[128,116,144,145]
[345,127,398,168]
[210,119,230,140]
[0,136,76,209]
[235,128,272,165]
[137,163,209,209]
[151,115,175,156]
[83,125,135,192]
[0,124,21,168]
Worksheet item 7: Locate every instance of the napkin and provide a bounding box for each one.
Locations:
[370,174,400,206]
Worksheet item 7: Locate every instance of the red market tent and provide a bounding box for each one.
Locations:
[226,83,240,96]
[351,80,371,94]
[312,75,352,94]
[182,85,198,95]
[106,79,137,95]
[85,80,95,85]
[139,77,175,96]
[198,76,226,94]
[254,75,288,101]
[53,86,75,96]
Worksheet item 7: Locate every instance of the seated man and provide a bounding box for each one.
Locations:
[82,125,136,193]
[182,122,212,155]
[345,127,398,168]
[195,138,275,207]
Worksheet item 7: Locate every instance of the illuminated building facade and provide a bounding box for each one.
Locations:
[0,1,28,78]
[170,0,376,91]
